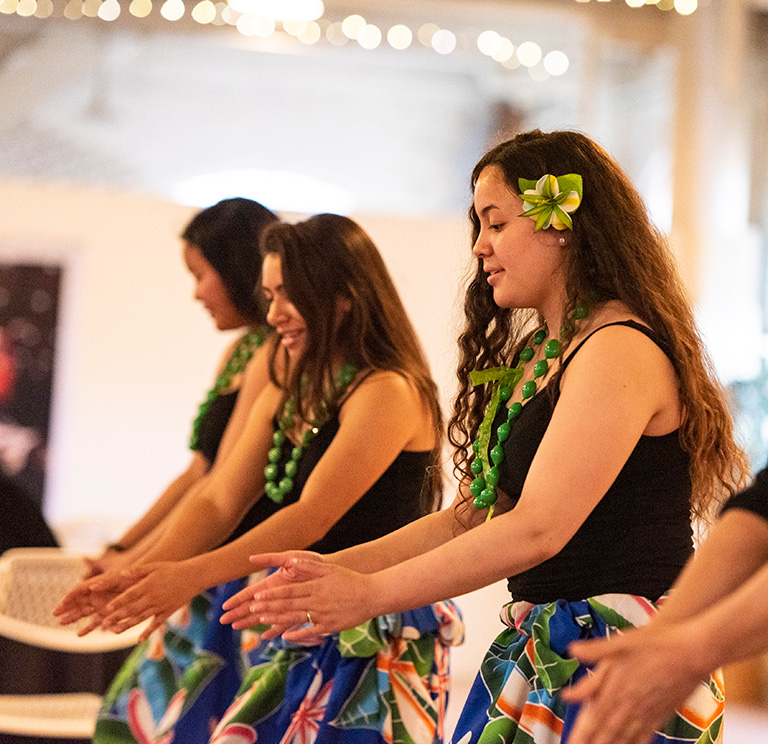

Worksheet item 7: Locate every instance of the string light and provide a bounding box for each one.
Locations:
[341,14,365,39]
[98,0,120,20]
[357,23,381,50]
[387,24,412,50]
[491,38,514,63]
[82,0,100,17]
[192,0,215,23]
[325,21,347,45]
[516,41,542,67]
[129,0,151,17]
[160,0,184,20]
[16,0,36,16]
[674,0,696,14]
[544,50,569,75]
[297,19,321,44]
[5,0,696,84]
[417,22,439,47]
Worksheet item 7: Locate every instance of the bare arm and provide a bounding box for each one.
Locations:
[241,326,680,637]
[98,372,434,635]
[327,490,470,573]
[564,508,768,744]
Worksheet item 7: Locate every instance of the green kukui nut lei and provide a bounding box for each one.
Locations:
[264,363,358,504]
[189,327,269,450]
[469,306,588,519]
[519,174,583,232]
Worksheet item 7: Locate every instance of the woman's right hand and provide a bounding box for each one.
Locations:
[54,569,138,632]
[220,551,377,641]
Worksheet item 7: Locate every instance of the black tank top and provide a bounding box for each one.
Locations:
[721,462,768,522]
[228,413,432,552]
[193,390,239,465]
[496,320,693,603]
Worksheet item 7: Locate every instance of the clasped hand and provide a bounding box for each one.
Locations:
[54,560,205,642]
[219,551,375,643]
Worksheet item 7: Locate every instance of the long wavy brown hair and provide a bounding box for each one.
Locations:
[261,213,444,512]
[448,130,748,520]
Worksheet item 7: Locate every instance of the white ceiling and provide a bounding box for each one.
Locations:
[0,0,735,214]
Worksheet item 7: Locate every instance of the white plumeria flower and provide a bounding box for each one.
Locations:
[519,173,583,231]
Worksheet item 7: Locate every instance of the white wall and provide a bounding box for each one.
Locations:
[0,177,504,719]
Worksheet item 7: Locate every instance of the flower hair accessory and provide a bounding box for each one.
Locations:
[518,174,583,231]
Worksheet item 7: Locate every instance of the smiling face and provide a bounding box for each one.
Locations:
[262,252,307,360]
[183,242,250,331]
[472,165,566,314]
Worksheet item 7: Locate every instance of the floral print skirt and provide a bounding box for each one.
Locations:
[211,600,465,744]
[449,594,724,744]
[93,579,247,744]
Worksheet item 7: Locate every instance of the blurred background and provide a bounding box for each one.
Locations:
[0,0,767,737]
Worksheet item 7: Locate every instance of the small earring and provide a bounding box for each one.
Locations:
[558,236,566,246]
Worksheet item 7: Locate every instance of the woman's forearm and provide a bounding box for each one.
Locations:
[329,507,458,573]
[182,500,332,589]
[652,509,768,627]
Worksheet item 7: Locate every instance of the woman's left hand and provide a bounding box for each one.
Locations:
[563,623,704,744]
[99,561,205,641]
[220,552,377,643]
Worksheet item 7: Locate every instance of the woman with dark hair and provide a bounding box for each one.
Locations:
[222,130,748,744]
[62,197,279,744]
[59,214,460,744]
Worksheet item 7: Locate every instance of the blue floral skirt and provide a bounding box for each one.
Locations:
[210,600,465,744]
[93,579,247,743]
[449,594,724,744]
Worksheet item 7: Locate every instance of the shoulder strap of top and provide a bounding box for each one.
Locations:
[559,319,670,376]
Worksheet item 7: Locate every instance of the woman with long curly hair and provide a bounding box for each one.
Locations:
[58,213,461,744]
[223,130,748,744]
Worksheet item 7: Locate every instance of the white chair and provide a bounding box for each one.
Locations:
[0,547,147,739]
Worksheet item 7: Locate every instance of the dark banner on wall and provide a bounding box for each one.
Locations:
[0,263,62,507]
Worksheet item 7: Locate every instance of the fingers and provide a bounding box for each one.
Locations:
[221,584,257,612]
[76,614,106,637]
[568,636,619,664]
[247,552,290,571]
[561,667,603,704]
[220,602,255,626]
[138,614,168,643]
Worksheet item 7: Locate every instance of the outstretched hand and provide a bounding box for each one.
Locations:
[220,551,377,643]
[95,560,207,641]
[54,570,137,635]
[563,623,706,744]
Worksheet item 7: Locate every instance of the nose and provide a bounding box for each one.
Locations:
[472,230,491,259]
[266,297,283,327]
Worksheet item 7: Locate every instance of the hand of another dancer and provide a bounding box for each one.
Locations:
[219,551,324,635]
[54,570,136,634]
[97,561,205,641]
[220,551,377,643]
[563,622,708,744]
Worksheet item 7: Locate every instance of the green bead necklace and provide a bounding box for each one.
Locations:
[189,327,268,450]
[469,329,559,516]
[264,363,358,504]
[468,305,588,518]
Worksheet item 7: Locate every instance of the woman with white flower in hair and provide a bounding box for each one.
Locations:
[221,130,747,744]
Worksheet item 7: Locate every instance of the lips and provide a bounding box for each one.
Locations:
[279,328,305,350]
[485,266,504,285]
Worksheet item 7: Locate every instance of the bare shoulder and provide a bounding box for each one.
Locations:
[567,304,673,375]
[346,369,421,408]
